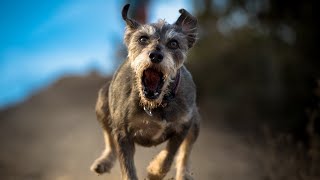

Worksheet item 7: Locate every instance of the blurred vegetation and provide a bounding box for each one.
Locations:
[123,0,320,137]
[256,102,320,180]
[185,1,320,178]
[186,0,320,136]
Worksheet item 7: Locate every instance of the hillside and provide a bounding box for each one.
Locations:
[0,73,261,180]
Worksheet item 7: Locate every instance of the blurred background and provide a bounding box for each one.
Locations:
[0,0,319,180]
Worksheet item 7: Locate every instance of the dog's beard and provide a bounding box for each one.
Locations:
[131,53,176,109]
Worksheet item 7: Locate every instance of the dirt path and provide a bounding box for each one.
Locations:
[0,75,261,180]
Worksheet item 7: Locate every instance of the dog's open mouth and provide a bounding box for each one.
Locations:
[142,68,164,100]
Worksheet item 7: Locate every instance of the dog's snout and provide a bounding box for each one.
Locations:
[149,51,163,63]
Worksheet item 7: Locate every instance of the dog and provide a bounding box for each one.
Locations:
[90,4,200,180]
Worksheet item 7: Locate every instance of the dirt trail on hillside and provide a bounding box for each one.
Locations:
[0,74,262,180]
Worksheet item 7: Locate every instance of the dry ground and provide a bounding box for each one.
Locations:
[0,73,262,180]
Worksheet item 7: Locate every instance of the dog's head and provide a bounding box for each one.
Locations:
[122,4,198,109]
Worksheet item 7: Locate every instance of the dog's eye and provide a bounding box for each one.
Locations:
[139,36,149,44]
[167,40,179,49]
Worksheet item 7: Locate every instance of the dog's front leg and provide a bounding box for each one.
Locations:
[114,131,138,180]
[147,131,187,180]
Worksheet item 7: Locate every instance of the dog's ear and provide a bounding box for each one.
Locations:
[175,9,198,48]
[122,4,140,29]
[122,4,140,46]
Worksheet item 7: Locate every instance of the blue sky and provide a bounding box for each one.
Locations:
[0,0,192,108]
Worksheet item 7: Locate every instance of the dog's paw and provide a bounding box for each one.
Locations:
[147,161,166,180]
[90,153,116,174]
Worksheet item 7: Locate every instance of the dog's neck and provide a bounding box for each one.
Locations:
[163,68,181,102]
[143,68,181,116]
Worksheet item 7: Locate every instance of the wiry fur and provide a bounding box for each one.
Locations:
[127,20,189,109]
[90,4,200,180]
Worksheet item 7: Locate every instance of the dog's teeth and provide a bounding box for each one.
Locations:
[154,92,159,96]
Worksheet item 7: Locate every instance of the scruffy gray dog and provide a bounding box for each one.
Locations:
[90,4,200,180]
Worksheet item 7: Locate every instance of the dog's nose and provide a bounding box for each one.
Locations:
[149,51,163,63]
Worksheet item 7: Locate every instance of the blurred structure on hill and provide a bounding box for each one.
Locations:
[116,0,149,65]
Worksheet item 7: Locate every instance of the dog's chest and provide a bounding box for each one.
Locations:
[128,115,181,146]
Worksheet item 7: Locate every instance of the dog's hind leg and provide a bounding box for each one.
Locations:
[175,117,200,180]
[90,85,117,174]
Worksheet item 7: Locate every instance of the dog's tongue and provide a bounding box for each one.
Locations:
[143,68,161,91]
